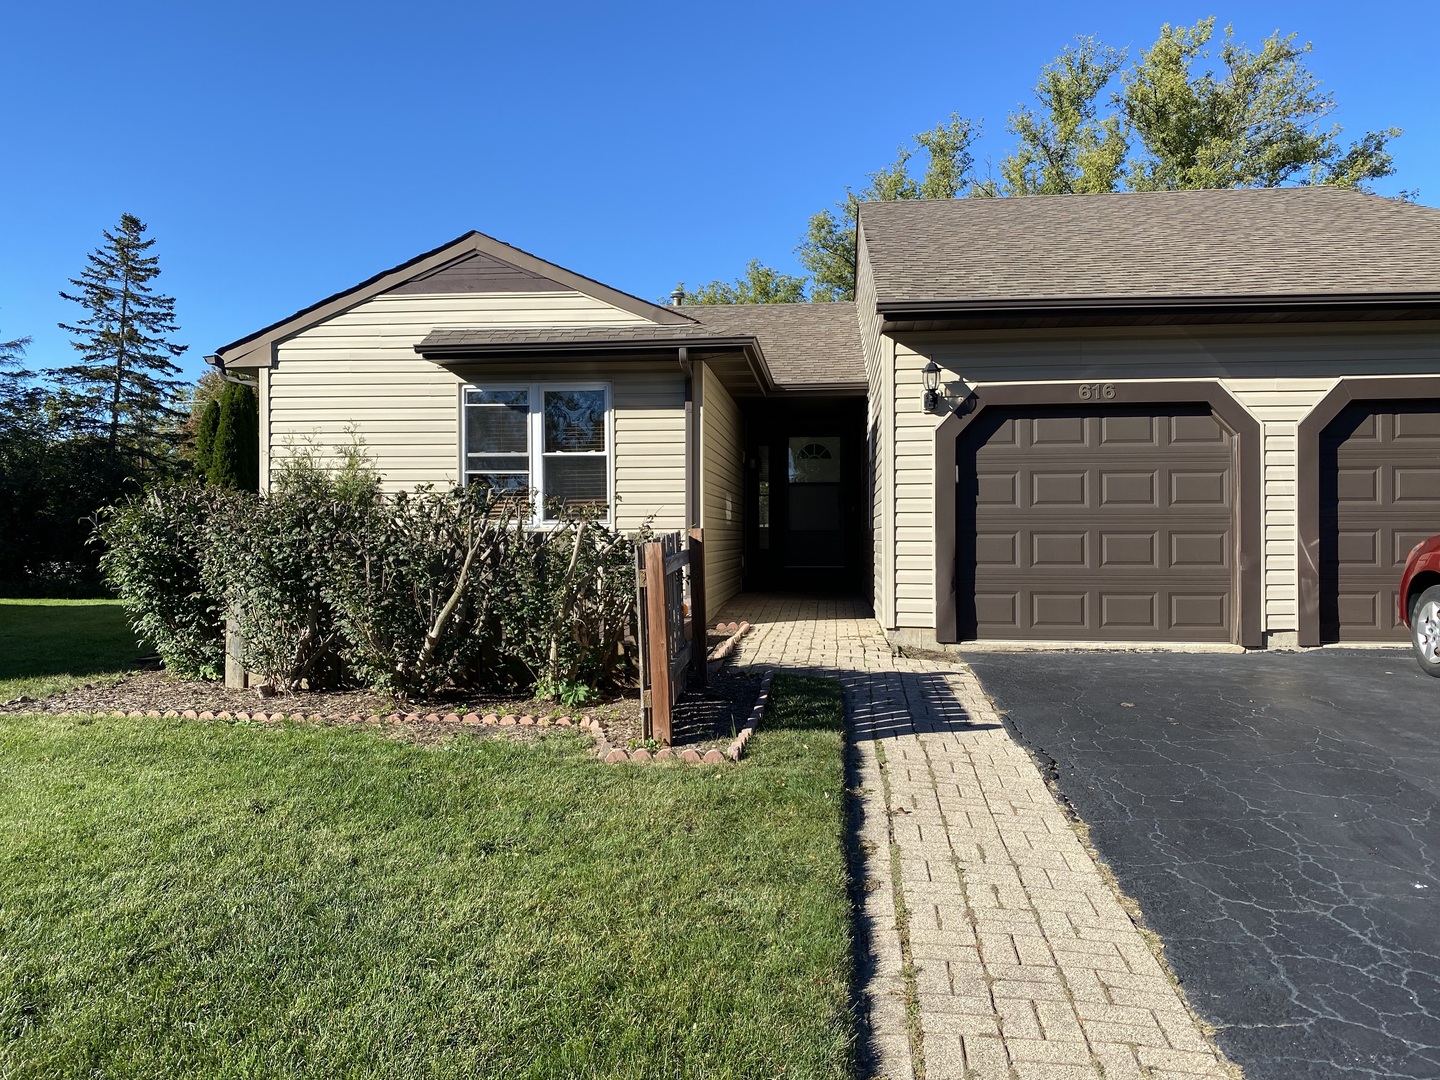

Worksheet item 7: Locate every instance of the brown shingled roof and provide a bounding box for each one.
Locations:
[859,187,1440,311]
[682,302,864,387]
[416,301,865,391]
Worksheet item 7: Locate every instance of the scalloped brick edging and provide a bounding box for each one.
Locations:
[56,708,592,730]
[723,669,772,761]
[592,668,774,766]
[706,620,752,674]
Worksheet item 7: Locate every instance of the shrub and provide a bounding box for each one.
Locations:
[97,444,642,698]
[325,486,528,699]
[204,448,380,692]
[96,483,225,678]
[498,515,640,694]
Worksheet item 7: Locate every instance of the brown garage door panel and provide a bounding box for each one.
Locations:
[983,464,1234,513]
[975,527,1232,572]
[962,406,1237,643]
[973,589,1231,637]
[1320,402,1440,642]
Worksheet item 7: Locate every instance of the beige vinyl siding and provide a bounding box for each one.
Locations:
[891,323,1440,635]
[612,371,686,533]
[266,289,683,533]
[699,365,744,612]
[855,229,892,625]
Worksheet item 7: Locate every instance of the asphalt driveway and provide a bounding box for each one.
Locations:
[962,648,1440,1080]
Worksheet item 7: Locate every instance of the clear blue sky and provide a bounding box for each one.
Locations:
[2,0,1435,382]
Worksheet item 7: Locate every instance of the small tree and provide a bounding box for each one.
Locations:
[208,381,259,491]
[56,213,188,467]
[194,397,220,478]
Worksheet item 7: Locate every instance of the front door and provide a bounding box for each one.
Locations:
[744,399,866,593]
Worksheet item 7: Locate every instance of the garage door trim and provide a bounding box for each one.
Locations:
[1296,376,1440,646]
[935,380,1263,646]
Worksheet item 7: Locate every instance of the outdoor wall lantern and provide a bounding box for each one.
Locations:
[922,360,942,413]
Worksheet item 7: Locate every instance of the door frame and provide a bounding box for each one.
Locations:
[1295,376,1440,646]
[742,396,868,593]
[933,380,1263,646]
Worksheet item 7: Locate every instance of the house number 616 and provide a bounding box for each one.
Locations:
[1078,383,1116,400]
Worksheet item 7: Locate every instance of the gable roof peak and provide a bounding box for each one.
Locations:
[213,228,693,368]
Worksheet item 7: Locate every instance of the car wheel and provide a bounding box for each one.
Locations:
[1411,584,1440,677]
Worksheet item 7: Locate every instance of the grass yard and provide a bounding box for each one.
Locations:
[0,675,855,1079]
[0,599,143,701]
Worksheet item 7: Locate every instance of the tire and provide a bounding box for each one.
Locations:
[1410,584,1440,678]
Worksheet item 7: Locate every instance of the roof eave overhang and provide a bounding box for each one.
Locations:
[878,292,1440,330]
[415,336,777,395]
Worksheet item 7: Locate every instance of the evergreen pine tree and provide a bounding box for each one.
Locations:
[0,331,36,429]
[56,213,188,465]
[230,384,259,492]
[208,385,239,489]
[195,396,220,478]
[207,381,259,491]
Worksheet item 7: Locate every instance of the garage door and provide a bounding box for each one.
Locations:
[958,405,1236,642]
[1319,402,1440,641]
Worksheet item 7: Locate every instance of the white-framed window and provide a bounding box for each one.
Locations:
[461,382,613,524]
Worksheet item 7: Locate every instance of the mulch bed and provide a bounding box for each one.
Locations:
[1,669,640,730]
[0,667,762,756]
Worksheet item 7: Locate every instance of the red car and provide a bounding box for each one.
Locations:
[1400,534,1440,676]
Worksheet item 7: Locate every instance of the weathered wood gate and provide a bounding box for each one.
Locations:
[635,527,705,744]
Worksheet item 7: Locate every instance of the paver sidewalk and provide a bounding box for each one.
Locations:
[718,595,1235,1080]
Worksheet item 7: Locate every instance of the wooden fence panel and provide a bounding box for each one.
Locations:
[636,529,704,744]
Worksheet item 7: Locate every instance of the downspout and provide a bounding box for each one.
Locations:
[679,346,700,529]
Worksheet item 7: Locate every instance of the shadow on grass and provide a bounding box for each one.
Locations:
[0,601,143,682]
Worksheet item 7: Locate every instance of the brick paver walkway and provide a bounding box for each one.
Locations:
[717,595,1235,1080]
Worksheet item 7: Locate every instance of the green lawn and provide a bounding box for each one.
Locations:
[0,675,854,1079]
[0,599,143,701]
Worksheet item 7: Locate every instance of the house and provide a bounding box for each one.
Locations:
[211,186,1440,650]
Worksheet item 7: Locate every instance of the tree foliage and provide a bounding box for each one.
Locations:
[1117,19,1398,191]
[194,397,220,478]
[207,381,259,491]
[799,115,980,301]
[0,331,37,427]
[995,38,1129,196]
[697,18,1402,302]
[679,260,809,305]
[56,213,188,464]
[0,330,135,594]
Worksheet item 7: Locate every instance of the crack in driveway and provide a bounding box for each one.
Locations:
[964,648,1440,1080]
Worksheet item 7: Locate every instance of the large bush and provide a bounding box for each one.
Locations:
[499,516,641,696]
[98,451,641,699]
[325,486,526,698]
[204,450,380,692]
[95,483,225,678]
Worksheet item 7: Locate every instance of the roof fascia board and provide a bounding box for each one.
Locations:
[419,337,777,395]
[415,335,758,359]
[216,231,694,369]
[878,292,1440,322]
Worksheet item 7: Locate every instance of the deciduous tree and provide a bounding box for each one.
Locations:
[679,260,810,305]
[799,115,980,301]
[697,19,1403,302]
[995,38,1129,196]
[1119,18,1398,192]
